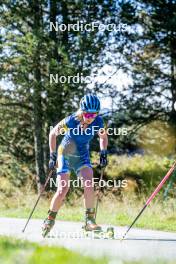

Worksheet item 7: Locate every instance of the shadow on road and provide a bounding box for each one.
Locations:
[125,238,176,242]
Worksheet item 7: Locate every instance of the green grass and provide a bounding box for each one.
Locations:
[1,153,176,233]
[0,236,175,264]
[1,192,176,232]
[0,236,108,264]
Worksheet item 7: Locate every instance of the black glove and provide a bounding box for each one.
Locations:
[99,150,108,168]
[49,152,57,169]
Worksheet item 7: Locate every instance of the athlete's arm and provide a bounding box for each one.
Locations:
[49,129,57,153]
[98,129,108,168]
[49,119,68,153]
[48,119,68,170]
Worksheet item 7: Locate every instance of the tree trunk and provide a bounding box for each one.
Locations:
[32,0,45,191]
[170,34,176,153]
[170,37,176,117]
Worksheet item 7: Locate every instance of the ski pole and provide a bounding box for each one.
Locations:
[163,169,176,200]
[121,160,176,241]
[22,169,54,233]
[95,167,105,221]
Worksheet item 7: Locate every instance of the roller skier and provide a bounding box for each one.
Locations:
[42,94,108,237]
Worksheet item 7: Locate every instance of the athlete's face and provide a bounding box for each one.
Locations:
[82,112,98,124]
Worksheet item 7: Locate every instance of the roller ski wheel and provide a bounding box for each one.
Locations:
[106,227,115,239]
[42,219,55,237]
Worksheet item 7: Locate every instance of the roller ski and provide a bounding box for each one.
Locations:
[42,210,57,237]
[82,208,115,239]
[82,226,115,239]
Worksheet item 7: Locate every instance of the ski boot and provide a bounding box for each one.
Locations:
[42,210,57,237]
[82,208,102,238]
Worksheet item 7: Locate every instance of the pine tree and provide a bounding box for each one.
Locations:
[118,0,176,127]
[0,0,120,190]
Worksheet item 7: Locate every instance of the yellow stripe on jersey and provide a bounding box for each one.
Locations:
[58,145,64,155]
[58,118,68,133]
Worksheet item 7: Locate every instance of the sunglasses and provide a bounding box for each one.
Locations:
[83,112,98,119]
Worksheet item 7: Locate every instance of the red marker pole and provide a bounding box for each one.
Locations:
[121,161,176,240]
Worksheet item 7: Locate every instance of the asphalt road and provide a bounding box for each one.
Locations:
[0,217,176,263]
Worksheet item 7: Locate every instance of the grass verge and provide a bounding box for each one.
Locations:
[0,191,176,232]
[0,236,108,264]
[0,236,175,264]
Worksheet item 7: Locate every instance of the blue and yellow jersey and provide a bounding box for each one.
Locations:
[54,112,104,174]
[56,112,104,155]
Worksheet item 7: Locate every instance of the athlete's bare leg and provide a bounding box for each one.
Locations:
[50,172,70,212]
[78,166,101,231]
[79,167,94,208]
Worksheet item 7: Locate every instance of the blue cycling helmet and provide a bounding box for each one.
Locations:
[80,94,100,113]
